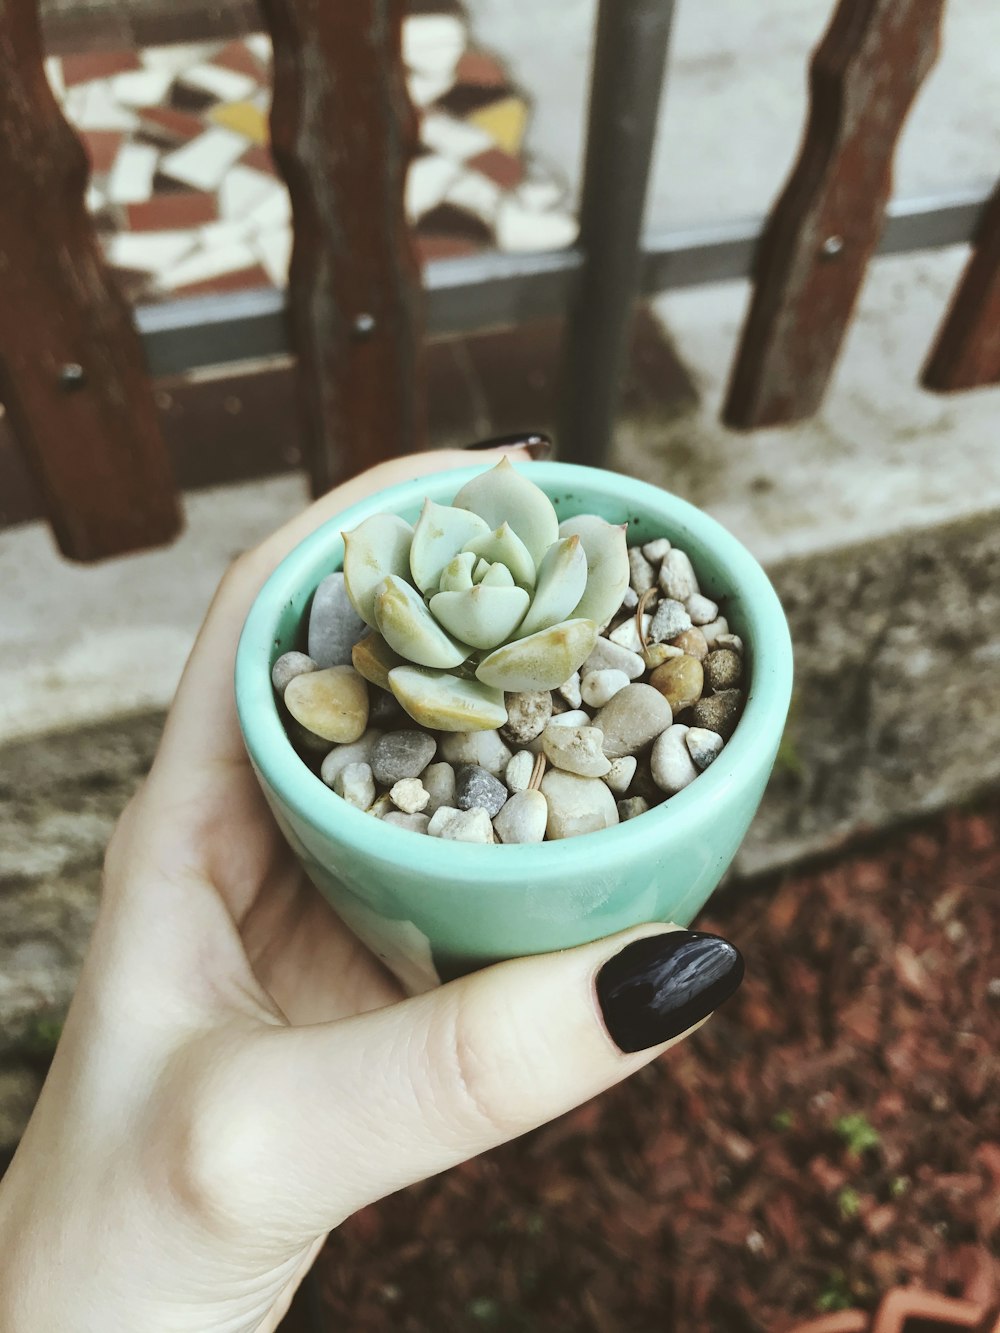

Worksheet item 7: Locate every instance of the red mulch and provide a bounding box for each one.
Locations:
[313,797,1000,1333]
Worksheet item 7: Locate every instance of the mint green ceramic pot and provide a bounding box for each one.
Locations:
[235,461,793,990]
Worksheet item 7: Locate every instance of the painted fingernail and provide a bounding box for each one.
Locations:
[464,431,552,460]
[596,930,744,1053]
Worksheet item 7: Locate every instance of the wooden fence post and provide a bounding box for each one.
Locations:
[0,0,180,560]
[723,0,946,430]
[260,0,426,495]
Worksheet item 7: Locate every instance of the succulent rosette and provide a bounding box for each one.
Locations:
[343,458,629,731]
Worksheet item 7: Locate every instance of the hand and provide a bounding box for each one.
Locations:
[0,446,743,1333]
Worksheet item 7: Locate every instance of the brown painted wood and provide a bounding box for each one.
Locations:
[922,180,1000,392]
[259,0,426,494]
[723,0,946,430]
[0,0,180,560]
[40,0,259,56]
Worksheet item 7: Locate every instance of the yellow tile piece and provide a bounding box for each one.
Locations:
[209,100,269,145]
[468,96,528,156]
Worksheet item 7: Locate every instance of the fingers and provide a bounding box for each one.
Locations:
[244,925,744,1242]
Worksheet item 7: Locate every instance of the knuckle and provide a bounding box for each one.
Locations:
[430,999,527,1142]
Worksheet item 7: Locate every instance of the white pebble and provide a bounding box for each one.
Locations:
[439,729,512,778]
[548,709,590,729]
[493,789,547,844]
[620,586,639,612]
[659,548,700,601]
[540,770,619,840]
[542,724,611,778]
[272,651,317,693]
[367,793,394,818]
[581,668,629,708]
[715,633,744,654]
[583,637,645,681]
[320,730,384,788]
[421,761,456,815]
[427,805,494,843]
[651,724,699,794]
[558,671,582,708]
[382,811,430,834]
[701,616,731,649]
[642,537,671,563]
[686,727,724,771]
[390,778,429,814]
[686,593,719,626]
[603,755,637,795]
[334,761,375,810]
[505,750,535,793]
[609,616,650,653]
[628,547,656,594]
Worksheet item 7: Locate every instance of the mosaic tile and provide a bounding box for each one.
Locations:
[69,81,139,131]
[126,192,218,232]
[105,230,198,274]
[454,51,507,88]
[159,241,259,291]
[420,111,493,161]
[160,127,249,191]
[62,50,141,87]
[402,14,466,74]
[468,146,523,191]
[140,42,225,76]
[467,95,528,156]
[253,226,293,285]
[407,70,455,108]
[445,168,502,224]
[495,197,577,253]
[81,130,125,174]
[173,263,272,297]
[219,164,280,218]
[239,144,278,175]
[107,142,160,204]
[139,106,207,143]
[110,69,174,109]
[181,62,259,104]
[209,100,269,144]
[415,234,480,261]
[214,39,267,80]
[405,154,461,222]
[416,202,492,245]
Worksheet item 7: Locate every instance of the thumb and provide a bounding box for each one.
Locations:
[249,924,743,1241]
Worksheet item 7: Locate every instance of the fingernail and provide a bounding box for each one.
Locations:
[464,431,552,460]
[596,930,744,1053]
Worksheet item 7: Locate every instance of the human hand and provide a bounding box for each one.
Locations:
[0,445,743,1333]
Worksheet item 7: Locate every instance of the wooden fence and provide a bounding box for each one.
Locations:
[0,0,997,561]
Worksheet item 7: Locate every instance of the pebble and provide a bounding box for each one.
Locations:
[620,587,639,612]
[701,616,730,649]
[492,789,548,844]
[286,718,336,755]
[540,770,619,840]
[368,690,410,729]
[628,547,656,594]
[628,758,662,804]
[581,668,629,708]
[658,548,699,601]
[542,724,612,778]
[617,796,650,822]
[368,793,395,818]
[505,750,535,793]
[641,537,671,563]
[439,729,512,778]
[371,729,437,786]
[558,672,583,708]
[427,805,494,843]
[691,689,743,740]
[334,761,376,810]
[609,616,650,653]
[715,633,744,654]
[390,778,429,814]
[548,709,591,729]
[284,666,369,743]
[272,651,317,694]
[686,593,719,626]
[641,642,684,669]
[592,683,673,758]
[382,811,431,834]
[670,626,709,661]
[704,648,743,691]
[421,762,457,815]
[455,765,508,817]
[649,654,705,713]
[308,572,367,668]
[649,598,692,644]
[582,637,645,681]
[320,729,383,787]
[651,724,699,794]
[686,727,724,770]
[499,690,552,745]
[603,755,637,795]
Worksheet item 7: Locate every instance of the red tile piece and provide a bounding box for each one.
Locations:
[214,39,267,80]
[467,146,524,190]
[61,49,141,86]
[454,51,508,88]
[171,264,271,296]
[415,234,482,262]
[126,193,218,232]
[140,106,206,144]
[81,130,124,174]
[240,143,277,174]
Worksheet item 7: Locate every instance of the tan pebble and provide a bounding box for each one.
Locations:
[351,632,404,691]
[285,665,369,743]
[671,627,709,661]
[542,724,611,778]
[649,655,704,713]
[592,683,672,758]
[642,642,684,669]
[390,778,430,814]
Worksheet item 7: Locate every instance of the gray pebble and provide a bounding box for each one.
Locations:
[455,765,508,818]
[541,724,612,778]
[651,724,699,794]
[493,789,548,844]
[286,717,335,755]
[704,648,743,691]
[649,598,692,644]
[581,668,629,708]
[308,573,367,668]
[368,690,410,729]
[390,778,429,814]
[690,689,743,740]
[320,729,383,787]
[272,651,318,694]
[641,538,671,563]
[617,796,650,822]
[382,811,431,834]
[658,548,699,602]
[371,729,437,786]
[428,806,494,843]
[333,761,376,810]
[583,637,645,681]
[500,690,552,746]
[686,593,719,626]
[686,727,724,771]
[603,755,637,795]
[422,762,457,815]
[557,672,582,709]
[592,683,673,758]
[440,730,512,778]
[505,750,535,793]
[628,547,656,594]
[540,770,619,840]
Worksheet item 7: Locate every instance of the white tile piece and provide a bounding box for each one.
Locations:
[405,154,460,222]
[495,198,578,253]
[84,182,106,213]
[420,112,493,162]
[245,34,273,64]
[402,14,465,75]
[516,177,565,211]
[140,42,224,76]
[445,169,502,223]
[44,57,65,99]
[110,68,174,108]
[200,220,256,247]
[247,186,291,230]
[219,164,280,219]
[158,242,259,291]
[180,62,259,103]
[407,69,454,108]
[105,230,198,274]
[160,128,248,191]
[70,81,139,131]
[106,142,160,204]
[253,226,293,285]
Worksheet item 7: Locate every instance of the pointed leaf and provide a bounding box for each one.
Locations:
[409,499,490,594]
[472,557,491,584]
[439,551,476,592]
[452,457,558,567]
[374,575,470,668]
[558,515,630,629]
[480,561,514,588]
[462,521,536,589]
[430,585,529,649]
[389,667,508,732]
[342,514,414,627]
[475,618,598,691]
[514,535,588,638]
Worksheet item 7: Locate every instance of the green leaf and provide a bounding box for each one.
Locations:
[452,457,558,568]
[374,575,471,668]
[514,535,588,638]
[409,499,490,594]
[439,551,477,592]
[834,1113,881,1156]
[430,584,530,649]
[342,514,414,627]
[558,514,630,629]
[388,666,508,732]
[462,521,537,590]
[475,618,598,691]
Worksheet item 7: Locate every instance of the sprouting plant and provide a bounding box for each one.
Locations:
[343,458,629,731]
[834,1113,881,1156]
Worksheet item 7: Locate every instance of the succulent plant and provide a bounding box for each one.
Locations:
[343,458,629,730]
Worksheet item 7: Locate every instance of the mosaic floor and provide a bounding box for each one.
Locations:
[44,12,577,302]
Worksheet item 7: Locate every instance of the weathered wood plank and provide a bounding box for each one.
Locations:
[0,0,180,560]
[40,0,258,55]
[259,0,425,494]
[723,0,946,430]
[922,181,1000,392]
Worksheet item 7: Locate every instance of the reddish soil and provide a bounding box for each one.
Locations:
[311,798,1000,1333]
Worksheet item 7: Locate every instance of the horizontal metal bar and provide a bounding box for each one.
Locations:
[137,186,993,378]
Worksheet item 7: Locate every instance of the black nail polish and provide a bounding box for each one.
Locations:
[464,431,552,460]
[596,931,744,1053]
